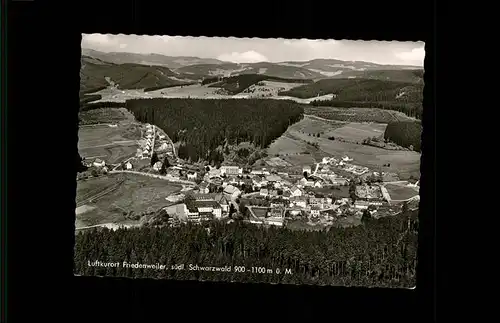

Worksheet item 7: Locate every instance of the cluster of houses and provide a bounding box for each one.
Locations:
[135,124,174,160]
[321,156,369,176]
[163,159,392,226]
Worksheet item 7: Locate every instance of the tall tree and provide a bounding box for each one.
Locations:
[151,152,159,167]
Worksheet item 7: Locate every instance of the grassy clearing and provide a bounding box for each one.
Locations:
[78,123,141,163]
[328,122,387,142]
[75,173,182,226]
[385,184,419,200]
[273,115,420,177]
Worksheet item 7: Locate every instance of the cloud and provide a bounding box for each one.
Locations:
[395,45,425,65]
[217,51,268,63]
[119,43,128,49]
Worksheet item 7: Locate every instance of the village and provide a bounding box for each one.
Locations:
[77,122,420,230]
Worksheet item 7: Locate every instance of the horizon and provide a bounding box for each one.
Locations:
[82,34,425,67]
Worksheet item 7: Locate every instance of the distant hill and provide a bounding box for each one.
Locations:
[205,74,312,94]
[176,62,325,80]
[82,48,424,82]
[81,48,226,69]
[291,78,424,119]
[80,56,188,94]
[278,59,422,77]
[280,78,423,100]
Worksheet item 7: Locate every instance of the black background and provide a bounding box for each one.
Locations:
[3,0,438,321]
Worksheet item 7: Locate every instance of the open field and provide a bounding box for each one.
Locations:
[79,108,136,125]
[271,116,421,178]
[327,122,387,142]
[75,173,183,227]
[304,106,416,123]
[78,123,141,164]
[385,183,419,200]
[267,136,307,156]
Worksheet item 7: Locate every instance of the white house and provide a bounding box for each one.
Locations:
[322,157,331,164]
[125,162,133,170]
[195,200,222,219]
[310,208,321,217]
[220,166,242,176]
[342,155,353,162]
[354,200,370,209]
[187,172,197,180]
[314,181,323,188]
[158,135,166,140]
[153,161,162,171]
[93,158,105,168]
[259,189,269,197]
[290,186,302,197]
[158,142,170,151]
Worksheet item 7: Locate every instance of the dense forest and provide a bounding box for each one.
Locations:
[282,78,423,119]
[384,121,422,152]
[80,101,125,112]
[125,98,304,164]
[206,74,312,95]
[74,210,418,288]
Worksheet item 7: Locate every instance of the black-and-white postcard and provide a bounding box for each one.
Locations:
[75,34,423,288]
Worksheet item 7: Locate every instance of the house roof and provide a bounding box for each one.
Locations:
[224,185,240,194]
[266,175,281,182]
[195,200,221,209]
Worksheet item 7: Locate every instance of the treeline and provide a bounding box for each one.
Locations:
[282,78,423,119]
[80,101,125,112]
[125,98,304,164]
[309,100,422,119]
[74,210,418,288]
[207,74,312,95]
[384,121,422,152]
[144,82,196,92]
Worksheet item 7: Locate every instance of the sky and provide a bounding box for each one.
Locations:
[82,34,425,67]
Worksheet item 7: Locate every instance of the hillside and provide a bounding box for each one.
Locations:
[279,59,421,75]
[81,48,226,69]
[282,78,423,119]
[329,69,424,83]
[281,78,423,100]
[176,62,325,80]
[206,74,312,95]
[80,56,189,94]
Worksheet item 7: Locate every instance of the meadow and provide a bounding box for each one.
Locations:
[78,123,141,164]
[384,183,419,201]
[75,173,182,227]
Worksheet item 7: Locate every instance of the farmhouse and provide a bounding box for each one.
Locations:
[93,158,105,168]
[153,161,162,171]
[310,207,321,217]
[220,166,242,176]
[266,175,281,182]
[198,182,210,194]
[194,200,222,219]
[125,162,133,170]
[354,200,370,210]
[290,186,302,197]
[251,169,271,176]
[187,171,197,180]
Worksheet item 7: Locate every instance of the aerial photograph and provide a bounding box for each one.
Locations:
[74,34,424,288]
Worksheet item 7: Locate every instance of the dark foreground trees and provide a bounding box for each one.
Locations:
[125,98,304,164]
[74,210,418,288]
[384,121,422,152]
